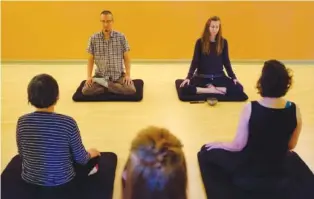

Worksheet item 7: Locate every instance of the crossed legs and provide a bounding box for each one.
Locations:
[82,76,136,96]
[181,76,245,98]
[196,84,227,95]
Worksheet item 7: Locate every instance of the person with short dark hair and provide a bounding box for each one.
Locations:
[180,16,248,101]
[256,59,293,98]
[82,10,136,96]
[197,60,314,198]
[16,74,101,197]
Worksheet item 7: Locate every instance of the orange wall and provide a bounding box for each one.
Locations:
[2,1,314,60]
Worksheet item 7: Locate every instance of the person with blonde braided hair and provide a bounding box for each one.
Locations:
[121,126,188,199]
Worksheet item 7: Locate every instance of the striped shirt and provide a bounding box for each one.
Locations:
[16,111,90,186]
[87,30,130,81]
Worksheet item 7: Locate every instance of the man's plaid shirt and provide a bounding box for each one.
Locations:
[87,30,130,81]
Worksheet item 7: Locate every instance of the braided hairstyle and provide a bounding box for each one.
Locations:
[122,126,187,199]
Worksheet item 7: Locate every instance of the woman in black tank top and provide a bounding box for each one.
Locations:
[197,60,314,199]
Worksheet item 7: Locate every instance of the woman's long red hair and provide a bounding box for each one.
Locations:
[201,16,224,55]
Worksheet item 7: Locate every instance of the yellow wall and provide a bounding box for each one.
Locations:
[2,1,314,60]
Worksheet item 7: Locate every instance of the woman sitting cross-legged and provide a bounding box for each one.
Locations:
[180,16,248,101]
[121,126,188,199]
[16,74,101,199]
[197,60,314,199]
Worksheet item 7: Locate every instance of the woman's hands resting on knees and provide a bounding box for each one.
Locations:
[88,148,101,158]
[180,79,190,87]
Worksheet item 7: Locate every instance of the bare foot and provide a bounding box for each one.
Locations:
[206,84,214,88]
[206,85,227,95]
[214,87,227,95]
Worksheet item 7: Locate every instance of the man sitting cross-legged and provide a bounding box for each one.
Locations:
[82,10,136,96]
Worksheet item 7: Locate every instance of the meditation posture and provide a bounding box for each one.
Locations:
[16,74,101,198]
[121,126,188,199]
[198,60,314,198]
[180,16,247,101]
[82,10,136,96]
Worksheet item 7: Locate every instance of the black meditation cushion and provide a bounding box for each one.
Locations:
[72,79,144,102]
[198,150,314,199]
[1,152,118,199]
[175,79,248,102]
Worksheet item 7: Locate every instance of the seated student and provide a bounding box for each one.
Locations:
[180,16,247,101]
[82,10,136,96]
[16,74,101,198]
[121,126,188,199]
[198,60,314,198]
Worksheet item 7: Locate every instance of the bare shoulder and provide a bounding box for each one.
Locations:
[243,102,252,110]
[241,102,252,119]
[294,103,302,120]
[288,101,301,119]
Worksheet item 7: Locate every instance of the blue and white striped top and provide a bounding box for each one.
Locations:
[16,111,90,186]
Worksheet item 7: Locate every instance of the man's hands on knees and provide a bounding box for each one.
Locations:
[85,77,93,87]
[180,79,190,87]
[86,53,94,87]
[123,75,133,86]
[88,148,101,158]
